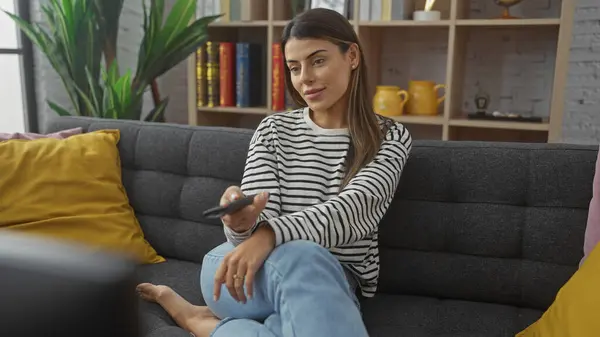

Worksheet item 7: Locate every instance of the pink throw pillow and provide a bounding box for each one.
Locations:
[583,146,600,265]
[0,127,83,141]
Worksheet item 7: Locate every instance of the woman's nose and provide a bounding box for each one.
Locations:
[299,67,315,84]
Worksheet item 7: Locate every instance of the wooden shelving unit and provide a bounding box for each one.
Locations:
[187,0,575,142]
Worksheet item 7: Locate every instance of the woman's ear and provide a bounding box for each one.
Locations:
[348,43,360,69]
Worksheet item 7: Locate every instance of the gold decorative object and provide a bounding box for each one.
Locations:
[406,81,445,116]
[493,0,524,19]
[373,86,409,117]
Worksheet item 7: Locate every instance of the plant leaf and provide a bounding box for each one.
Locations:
[145,96,169,122]
[47,100,73,116]
[160,0,196,47]
[93,0,124,68]
[133,13,220,87]
[84,66,102,117]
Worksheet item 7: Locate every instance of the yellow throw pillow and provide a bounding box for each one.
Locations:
[0,129,164,264]
[516,243,600,337]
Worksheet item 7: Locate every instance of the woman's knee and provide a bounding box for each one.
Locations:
[205,241,235,258]
[199,243,234,303]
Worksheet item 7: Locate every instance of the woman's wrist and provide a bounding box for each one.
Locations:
[254,221,275,247]
[223,219,257,234]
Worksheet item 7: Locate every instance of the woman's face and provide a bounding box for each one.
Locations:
[284,37,357,113]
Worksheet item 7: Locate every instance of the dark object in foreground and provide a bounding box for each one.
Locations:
[0,231,139,337]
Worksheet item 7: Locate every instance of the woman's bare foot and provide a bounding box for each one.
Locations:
[136,283,171,303]
[136,283,220,337]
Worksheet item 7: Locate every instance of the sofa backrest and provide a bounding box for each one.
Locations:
[44,117,597,310]
[378,141,597,310]
[44,117,252,263]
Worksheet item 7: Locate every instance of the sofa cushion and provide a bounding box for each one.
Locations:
[0,129,164,264]
[378,142,595,310]
[361,294,542,337]
[42,117,250,263]
[0,127,82,140]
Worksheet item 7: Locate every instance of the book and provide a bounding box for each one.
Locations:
[236,43,264,108]
[205,42,220,107]
[271,43,285,111]
[219,42,235,107]
[240,0,268,21]
[195,46,207,107]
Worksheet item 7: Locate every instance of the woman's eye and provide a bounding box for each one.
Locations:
[313,58,325,66]
[289,67,300,73]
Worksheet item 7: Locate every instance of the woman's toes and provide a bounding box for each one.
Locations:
[136,283,165,302]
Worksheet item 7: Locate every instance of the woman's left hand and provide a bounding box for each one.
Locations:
[213,224,276,303]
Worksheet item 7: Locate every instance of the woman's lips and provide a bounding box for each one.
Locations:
[304,88,325,100]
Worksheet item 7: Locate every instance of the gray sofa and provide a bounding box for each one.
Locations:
[44,116,597,337]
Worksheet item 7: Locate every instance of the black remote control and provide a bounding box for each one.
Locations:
[202,194,256,219]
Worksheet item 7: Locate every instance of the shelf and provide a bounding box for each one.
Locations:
[272,20,289,27]
[449,118,550,131]
[189,0,575,142]
[456,19,561,27]
[359,20,451,27]
[197,107,269,116]
[272,20,355,27]
[209,21,269,27]
[391,115,444,125]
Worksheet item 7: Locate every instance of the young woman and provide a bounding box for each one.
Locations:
[137,8,412,337]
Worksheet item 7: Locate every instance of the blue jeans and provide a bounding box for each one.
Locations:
[200,241,369,337]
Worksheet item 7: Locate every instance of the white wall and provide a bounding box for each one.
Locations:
[0,0,25,133]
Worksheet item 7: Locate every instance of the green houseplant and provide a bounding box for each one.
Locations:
[4,0,220,121]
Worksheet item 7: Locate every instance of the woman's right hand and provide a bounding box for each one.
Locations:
[220,186,269,233]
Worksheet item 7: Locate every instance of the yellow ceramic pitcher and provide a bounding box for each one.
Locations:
[373,86,409,116]
[407,81,446,116]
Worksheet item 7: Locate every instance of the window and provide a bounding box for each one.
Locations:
[0,0,36,133]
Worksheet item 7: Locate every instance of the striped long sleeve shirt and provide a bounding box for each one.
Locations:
[224,107,412,297]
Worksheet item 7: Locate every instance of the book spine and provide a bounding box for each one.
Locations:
[381,0,392,20]
[196,46,207,107]
[204,0,216,16]
[229,0,241,21]
[271,43,285,111]
[236,43,250,107]
[240,0,268,21]
[360,0,371,21]
[249,44,264,107]
[206,42,220,107]
[370,0,383,20]
[196,0,204,18]
[219,42,235,107]
[391,0,413,20]
[220,0,230,21]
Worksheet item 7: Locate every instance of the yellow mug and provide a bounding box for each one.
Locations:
[373,86,409,116]
[407,81,446,116]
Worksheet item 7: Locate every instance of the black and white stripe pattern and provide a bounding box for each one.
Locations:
[225,107,412,297]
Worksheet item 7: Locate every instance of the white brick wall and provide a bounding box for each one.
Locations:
[32,0,600,144]
[379,27,448,90]
[459,27,557,117]
[562,0,600,145]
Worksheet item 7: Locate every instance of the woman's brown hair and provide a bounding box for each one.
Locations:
[281,8,387,189]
